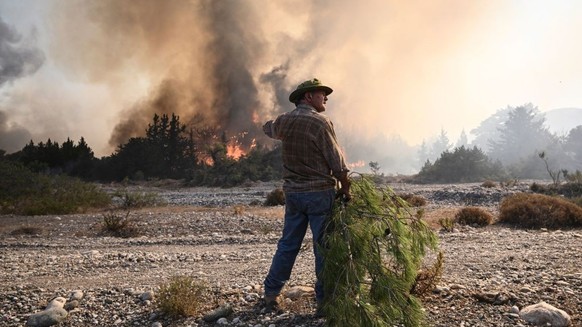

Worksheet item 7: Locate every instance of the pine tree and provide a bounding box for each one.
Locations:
[322,176,439,327]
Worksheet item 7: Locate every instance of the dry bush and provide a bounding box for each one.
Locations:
[101,210,140,238]
[233,205,244,215]
[499,193,582,229]
[157,276,212,317]
[264,188,285,206]
[454,207,494,227]
[411,251,444,296]
[438,217,455,232]
[398,193,428,207]
[481,180,496,188]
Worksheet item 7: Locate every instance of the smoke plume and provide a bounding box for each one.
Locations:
[0,16,45,87]
[3,0,514,164]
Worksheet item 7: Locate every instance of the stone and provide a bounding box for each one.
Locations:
[151,322,162,327]
[45,297,66,310]
[69,290,84,301]
[140,291,155,302]
[519,301,571,327]
[283,286,314,300]
[26,308,68,327]
[63,300,79,311]
[203,304,233,322]
[216,317,228,325]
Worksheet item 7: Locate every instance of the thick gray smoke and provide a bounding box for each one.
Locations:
[0,16,44,152]
[0,16,44,87]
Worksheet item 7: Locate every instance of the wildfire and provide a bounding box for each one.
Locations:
[226,144,245,159]
[226,137,257,160]
[347,160,366,169]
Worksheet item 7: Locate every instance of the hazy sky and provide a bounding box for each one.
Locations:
[1,0,582,158]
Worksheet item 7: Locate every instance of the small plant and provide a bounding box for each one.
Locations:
[101,210,140,237]
[411,251,444,296]
[264,188,285,206]
[499,193,582,229]
[112,189,166,209]
[481,180,496,188]
[157,276,212,317]
[538,152,564,186]
[501,178,519,188]
[438,217,455,232]
[564,170,582,183]
[233,205,244,215]
[454,207,494,227]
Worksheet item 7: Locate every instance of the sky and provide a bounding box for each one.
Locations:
[1,0,582,161]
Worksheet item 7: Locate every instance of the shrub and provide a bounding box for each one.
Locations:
[438,217,455,232]
[454,207,494,227]
[157,276,212,317]
[415,146,505,183]
[112,189,166,209]
[0,160,111,215]
[411,251,444,296]
[264,188,285,206]
[499,193,582,229]
[398,193,428,207]
[481,180,496,188]
[101,210,140,238]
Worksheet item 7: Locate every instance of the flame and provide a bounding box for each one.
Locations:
[347,160,366,169]
[226,144,245,159]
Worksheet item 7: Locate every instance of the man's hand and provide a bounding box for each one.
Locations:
[333,171,351,203]
[262,120,275,138]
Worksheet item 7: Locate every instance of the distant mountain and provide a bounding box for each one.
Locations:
[543,108,582,135]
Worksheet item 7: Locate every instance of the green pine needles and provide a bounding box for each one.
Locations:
[322,176,439,327]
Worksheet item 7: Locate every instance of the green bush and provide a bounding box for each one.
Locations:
[415,146,505,183]
[499,193,582,229]
[0,160,111,215]
[454,207,494,227]
[157,276,212,317]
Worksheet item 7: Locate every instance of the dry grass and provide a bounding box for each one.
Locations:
[398,193,428,207]
[264,188,285,206]
[455,207,494,227]
[499,193,582,229]
[156,275,213,317]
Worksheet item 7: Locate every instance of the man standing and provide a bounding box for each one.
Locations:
[262,78,351,311]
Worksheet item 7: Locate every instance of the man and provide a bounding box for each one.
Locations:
[262,78,351,311]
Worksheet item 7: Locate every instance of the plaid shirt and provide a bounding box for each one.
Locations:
[264,104,348,192]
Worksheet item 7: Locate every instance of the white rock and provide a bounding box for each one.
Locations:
[26,308,68,327]
[519,301,571,327]
[45,297,66,310]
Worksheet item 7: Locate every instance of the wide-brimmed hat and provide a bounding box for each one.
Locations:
[288,78,333,103]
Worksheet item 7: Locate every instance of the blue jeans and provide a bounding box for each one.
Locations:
[264,188,335,303]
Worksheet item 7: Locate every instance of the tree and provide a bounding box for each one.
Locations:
[488,104,554,165]
[369,161,381,175]
[564,125,582,166]
[415,146,505,183]
[470,107,511,152]
[430,129,451,160]
[455,129,468,148]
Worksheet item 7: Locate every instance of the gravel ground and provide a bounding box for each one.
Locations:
[0,181,580,327]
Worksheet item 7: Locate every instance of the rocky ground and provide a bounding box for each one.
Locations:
[0,181,580,327]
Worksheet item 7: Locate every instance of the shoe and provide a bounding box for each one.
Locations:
[264,294,280,310]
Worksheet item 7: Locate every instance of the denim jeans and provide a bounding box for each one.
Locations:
[264,188,336,303]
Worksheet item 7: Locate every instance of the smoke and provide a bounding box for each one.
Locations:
[0,15,45,152]
[2,0,513,164]
[0,16,45,87]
